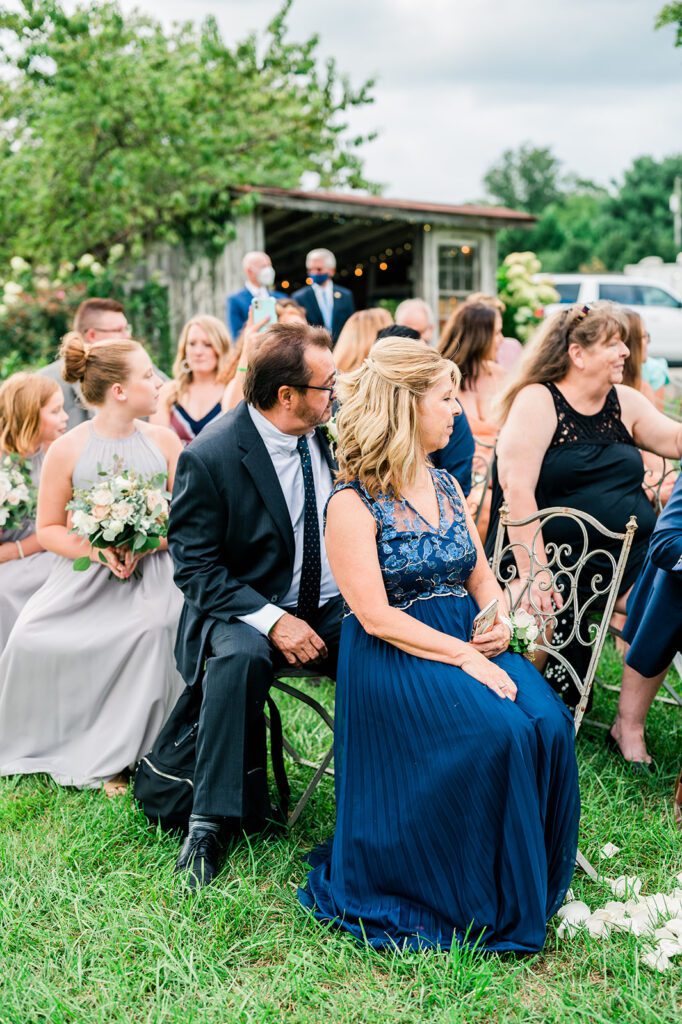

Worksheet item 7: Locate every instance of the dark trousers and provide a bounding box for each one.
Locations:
[192,597,343,818]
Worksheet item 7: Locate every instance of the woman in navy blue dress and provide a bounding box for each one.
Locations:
[299,338,580,953]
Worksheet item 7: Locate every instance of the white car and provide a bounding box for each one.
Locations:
[539,274,682,364]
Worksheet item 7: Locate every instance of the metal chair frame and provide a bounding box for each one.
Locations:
[469,439,496,527]
[491,503,638,879]
[268,668,335,827]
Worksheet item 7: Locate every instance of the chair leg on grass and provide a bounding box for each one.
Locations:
[575,848,599,882]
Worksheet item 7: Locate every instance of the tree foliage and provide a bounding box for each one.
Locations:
[0,0,376,265]
[485,144,682,272]
[656,2,682,46]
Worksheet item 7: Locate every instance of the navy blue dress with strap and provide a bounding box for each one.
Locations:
[299,468,580,953]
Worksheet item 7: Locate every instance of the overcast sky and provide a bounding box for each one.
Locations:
[123,0,680,203]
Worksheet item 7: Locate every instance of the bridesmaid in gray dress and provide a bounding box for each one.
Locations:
[0,334,184,797]
[0,373,68,652]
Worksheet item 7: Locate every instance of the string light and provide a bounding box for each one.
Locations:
[281,280,290,289]
[379,262,388,271]
[354,267,363,277]
[461,245,472,255]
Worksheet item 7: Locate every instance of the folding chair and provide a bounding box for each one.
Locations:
[268,668,335,826]
[490,503,639,879]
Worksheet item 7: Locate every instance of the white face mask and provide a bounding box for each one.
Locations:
[257,266,275,288]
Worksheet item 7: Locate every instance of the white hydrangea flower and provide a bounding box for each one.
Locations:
[77,253,95,269]
[10,256,29,274]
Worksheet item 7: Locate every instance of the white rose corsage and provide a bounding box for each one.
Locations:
[501,608,540,661]
[320,418,338,455]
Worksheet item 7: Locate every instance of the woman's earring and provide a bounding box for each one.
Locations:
[180,360,191,375]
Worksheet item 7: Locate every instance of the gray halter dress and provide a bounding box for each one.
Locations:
[0,425,184,787]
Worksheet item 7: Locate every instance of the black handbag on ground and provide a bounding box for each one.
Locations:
[133,684,290,834]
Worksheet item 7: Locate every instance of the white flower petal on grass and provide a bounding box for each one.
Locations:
[609,876,642,898]
[585,916,612,938]
[599,843,621,860]
[676,873,682,886]
[556,901,591,936]
[665,918,682,937]
[641,948,672,972]
[645,893,682,916]
[657,939,682,958]
[563,889,575,904]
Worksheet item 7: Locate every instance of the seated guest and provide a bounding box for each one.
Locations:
[293,248,355,344]
[226,251,286,342]
[439,302,507,539]
[608,472,682,766]
[334,308,393,372]
[486,302,682,709]
[0,373,67,652]
[40,298,132,430]
[0,334,184,796]
[395,298,436,344]
[299,337,579,953]
[169,322,344,889]
[375,324,475,497]
[465,292,523,371]
[151,316,232,444]
[621,308,675,508]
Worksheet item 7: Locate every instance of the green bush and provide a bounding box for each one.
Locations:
[497,252,559,342]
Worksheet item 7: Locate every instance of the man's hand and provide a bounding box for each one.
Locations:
[269,612,328,666]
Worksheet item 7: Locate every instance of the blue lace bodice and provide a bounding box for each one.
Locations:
[328,469,477,610]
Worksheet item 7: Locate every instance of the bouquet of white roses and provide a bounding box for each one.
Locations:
[502,608,540,660]
[66,458,170,579]
[0,454,36,534]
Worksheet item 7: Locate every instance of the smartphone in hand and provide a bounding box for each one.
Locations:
[471,599,498,640]
[251,296,278,332]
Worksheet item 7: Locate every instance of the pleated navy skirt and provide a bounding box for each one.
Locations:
[299,593,580,953]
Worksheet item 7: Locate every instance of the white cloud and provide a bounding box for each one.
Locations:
[116,0,682,202]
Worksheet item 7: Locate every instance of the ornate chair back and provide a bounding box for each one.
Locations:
[470,439,496,526]
[490,504,638,734]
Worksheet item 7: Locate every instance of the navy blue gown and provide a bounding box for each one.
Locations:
[299,469,580,953]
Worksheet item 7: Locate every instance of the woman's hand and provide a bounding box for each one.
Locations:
[458,648,517,701]
[118,546,153,579]
[517,573,563,616]
[92,545,128,580]
[0,541,20,564]
[471,617,511,658]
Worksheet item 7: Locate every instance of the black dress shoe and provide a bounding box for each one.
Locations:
[175,825,225,890]
[605,730,655,774]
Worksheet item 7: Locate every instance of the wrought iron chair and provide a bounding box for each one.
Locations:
[490,503,638,879]
[268,668,335,826]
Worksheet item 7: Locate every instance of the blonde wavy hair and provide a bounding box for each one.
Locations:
[0,372,60,456]
[335,338,461,498]
[170,315,234,402]
[496,301,628,424]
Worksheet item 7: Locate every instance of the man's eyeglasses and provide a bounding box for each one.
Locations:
[288,381,337,399]
[91,321,130,334]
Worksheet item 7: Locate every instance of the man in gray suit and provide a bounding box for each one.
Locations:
[40,298,131,430]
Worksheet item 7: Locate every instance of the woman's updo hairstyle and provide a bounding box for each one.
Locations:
[335,337,460,499]
[496,300,628,424]
[0,372,60,456]
[60,332,142,407]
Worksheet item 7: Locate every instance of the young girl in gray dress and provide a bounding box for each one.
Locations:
[0,334,184,797]
[0,373,68,652]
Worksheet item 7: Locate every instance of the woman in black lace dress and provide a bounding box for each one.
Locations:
[486,302,682,720]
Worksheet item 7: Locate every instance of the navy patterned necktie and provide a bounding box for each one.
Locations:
[296,435,321,622]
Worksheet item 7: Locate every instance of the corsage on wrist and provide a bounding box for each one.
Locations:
[501,609,539,661]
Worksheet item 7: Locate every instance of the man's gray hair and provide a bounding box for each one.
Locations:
[306,248,336,270]
[242,250,269,273]
[395,298,434,326]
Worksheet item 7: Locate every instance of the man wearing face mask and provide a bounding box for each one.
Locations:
[292,248,355,345]
[227,252,286,342]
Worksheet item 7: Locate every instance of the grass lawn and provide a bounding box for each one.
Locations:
[1,641,680,1024]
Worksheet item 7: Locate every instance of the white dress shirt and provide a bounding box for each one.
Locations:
[245,280,269,300]
[311,280,334,331]
[238,404,339,636]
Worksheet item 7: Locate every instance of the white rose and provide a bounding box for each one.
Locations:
[91,487,114,506]
[0,508,8,526]
[111,501,134,521]
[72,509,97,535]
[10,483,29,503]
[10,256,29,274]
[102,520,124,541]
[6,490,21,507]
[0,473,11,503]
[77,253,95,269]
[146,490,166,513]
[114,475,132,493]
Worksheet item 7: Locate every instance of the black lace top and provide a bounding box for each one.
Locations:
[546,382,635,448]
[486,382,656,596]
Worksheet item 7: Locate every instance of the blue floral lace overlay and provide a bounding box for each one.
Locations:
[327,469,477,610]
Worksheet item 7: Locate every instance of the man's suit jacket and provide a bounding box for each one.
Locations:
[624,472,682,677]
[291,284,355,344]
[430,409,475,497]
[168,401,336,685]
[226,287,286,341]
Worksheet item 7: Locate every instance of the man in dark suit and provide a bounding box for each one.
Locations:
[292,248,355,345]
[226,251,286,341]
[168,322,343,888]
